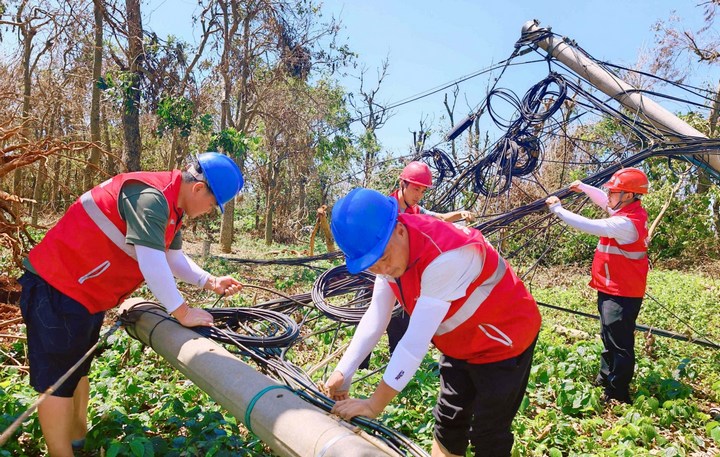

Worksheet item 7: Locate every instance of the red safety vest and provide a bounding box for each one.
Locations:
[29,171,184,314]
[388,214,541,364]
[589,200,649,298]
[389,189,421,215]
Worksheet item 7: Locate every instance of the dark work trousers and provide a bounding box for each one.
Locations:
[359,310,410,370]
[433,337,537,457]
[597,291,642,402]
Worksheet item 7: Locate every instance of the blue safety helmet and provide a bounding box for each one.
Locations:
[196,152,243,213]
[331,188,398,274]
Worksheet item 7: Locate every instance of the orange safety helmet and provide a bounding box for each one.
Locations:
[399,161,434,188]
[605,167,649,195]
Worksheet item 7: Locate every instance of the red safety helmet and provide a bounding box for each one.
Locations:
[399,161,434,188]
[605,167,649,195]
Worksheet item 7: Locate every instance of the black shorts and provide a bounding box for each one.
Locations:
[19,271,105,397]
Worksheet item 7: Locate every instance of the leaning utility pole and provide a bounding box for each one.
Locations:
[119,298,402,457]
[521,19,720,177]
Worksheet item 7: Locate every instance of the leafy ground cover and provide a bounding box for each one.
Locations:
[1,246,719,456]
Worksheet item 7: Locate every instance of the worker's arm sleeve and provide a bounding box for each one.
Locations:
[334,276,396,390]
[382,296,450,391]
[166,249,211,288]
[382,246,479,391]
[578,182,609,210]
[418,205,439,217]
[136,244,185,313]
[549,205,638,244]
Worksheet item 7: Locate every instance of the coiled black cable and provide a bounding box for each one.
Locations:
[192,307,300,348]
[420,147,457,186]
[311,265,403,324]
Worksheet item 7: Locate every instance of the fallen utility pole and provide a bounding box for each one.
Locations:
[521,19,720,177]
[119,298,400,457]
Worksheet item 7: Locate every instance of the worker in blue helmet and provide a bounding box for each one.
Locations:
[194,152,244,213]
[325,188,541,457]
[356,162,476,372]
[19,152,244,456]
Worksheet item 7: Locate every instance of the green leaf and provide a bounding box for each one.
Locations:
[106,443,121,457]
[126,383,140,395]
[640,424,657,444]
[130,439,145,457]
[711,425,720,444]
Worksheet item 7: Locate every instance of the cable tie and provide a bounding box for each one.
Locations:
[244,385,293,434]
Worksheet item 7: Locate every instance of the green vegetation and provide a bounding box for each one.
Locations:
[2,248,719,456]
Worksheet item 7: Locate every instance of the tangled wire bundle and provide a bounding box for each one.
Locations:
[193,307,300,348]
[311,265,402,324]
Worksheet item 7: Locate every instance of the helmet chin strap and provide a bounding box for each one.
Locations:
[610,190,634,211]
[399,181,413,209]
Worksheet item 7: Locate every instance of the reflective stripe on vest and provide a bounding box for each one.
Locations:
[435,259,507,336]
[80,191,137,260]
[596,242,646,260]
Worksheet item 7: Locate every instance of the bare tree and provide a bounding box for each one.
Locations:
[443,84,460,160]
[85,0,104,189]
[650,2,720,230]
[122,0,143,171]
[348,58,392,187]
[199,0,351,248]
[94,0,145,171]
[1,1,57,208]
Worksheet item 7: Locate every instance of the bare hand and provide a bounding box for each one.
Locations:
[172,304,214,327]
[206,275,243,296]
[331,398,381,420]
[460,211,475,222]
[325,371,349,401]
[569,180,583,192]
[545,196,560,207]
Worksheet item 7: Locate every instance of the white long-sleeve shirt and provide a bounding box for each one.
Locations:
[548,182,638,245]
[334,244,483,391]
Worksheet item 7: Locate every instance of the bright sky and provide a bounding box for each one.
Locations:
[147,0,717,156]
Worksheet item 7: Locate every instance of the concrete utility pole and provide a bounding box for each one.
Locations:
[521,19,720,175]
[119,298,402,457]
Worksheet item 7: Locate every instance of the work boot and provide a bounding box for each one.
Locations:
[601,391,631,405]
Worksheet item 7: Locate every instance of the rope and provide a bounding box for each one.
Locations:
[216,251,341,267]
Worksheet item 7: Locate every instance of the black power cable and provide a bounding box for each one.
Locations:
[311,265,402,324]
[193,307,300,348]
[537,301,720,350]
